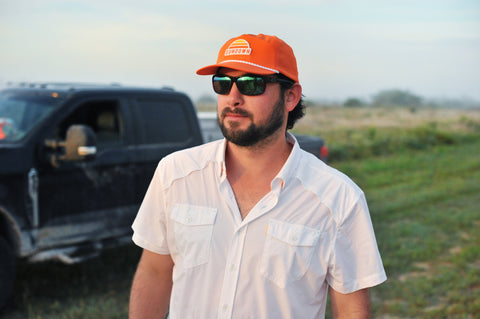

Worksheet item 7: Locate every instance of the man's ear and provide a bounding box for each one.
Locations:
[284,83,302,112]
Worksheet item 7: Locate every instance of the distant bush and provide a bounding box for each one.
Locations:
[372,89,423,108]
[344,98,366,107]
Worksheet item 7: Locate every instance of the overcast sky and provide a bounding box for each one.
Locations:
[1,0,479,102]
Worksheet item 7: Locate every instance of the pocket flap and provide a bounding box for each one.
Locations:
[171,204,217,226]
[267,219,321,246]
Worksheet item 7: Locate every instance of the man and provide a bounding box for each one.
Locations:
[129,33,386,319]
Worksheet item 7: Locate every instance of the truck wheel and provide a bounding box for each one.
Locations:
[0,236,16,309]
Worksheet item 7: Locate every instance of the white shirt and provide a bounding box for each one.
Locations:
[132,133,387,319]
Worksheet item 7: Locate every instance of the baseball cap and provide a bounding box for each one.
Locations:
[196,34,299,83]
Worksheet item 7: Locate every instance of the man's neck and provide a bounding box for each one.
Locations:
[224,131,293,219]
[225,132,292,178]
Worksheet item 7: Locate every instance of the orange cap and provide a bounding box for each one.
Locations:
[196,34,299,83]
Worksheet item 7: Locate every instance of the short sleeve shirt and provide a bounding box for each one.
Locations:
[132,133,387,319]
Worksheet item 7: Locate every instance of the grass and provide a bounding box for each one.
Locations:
[2,106,480,318]
[336,141,480,317]
[1,245,142,319]
[323,107,480,318]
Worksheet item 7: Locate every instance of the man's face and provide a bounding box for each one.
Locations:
[216,69,287,147]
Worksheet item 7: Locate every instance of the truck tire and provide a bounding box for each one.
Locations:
[0,236,16,309]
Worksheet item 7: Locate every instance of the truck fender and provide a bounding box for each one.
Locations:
[0,206,22,256]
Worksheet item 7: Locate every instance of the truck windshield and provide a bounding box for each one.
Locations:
[0,91,60,142]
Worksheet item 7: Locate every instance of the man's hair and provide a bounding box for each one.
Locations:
[277,74,305,130]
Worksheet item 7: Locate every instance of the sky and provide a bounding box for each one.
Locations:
[1,0,479,103]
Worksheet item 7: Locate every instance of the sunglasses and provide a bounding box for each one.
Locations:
[212,74,294,96]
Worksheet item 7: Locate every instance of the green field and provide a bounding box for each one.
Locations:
[2,107,480,318]
[335,140,480,318]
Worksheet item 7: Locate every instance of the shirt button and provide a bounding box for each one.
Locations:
[230,264,236,271]
[186,216,192,224]
[223,304,228,312]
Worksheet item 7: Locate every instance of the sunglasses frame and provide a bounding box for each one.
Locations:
[212,74,294,96]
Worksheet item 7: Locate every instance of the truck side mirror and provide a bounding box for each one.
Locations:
[45,125,97,167]
[63,125,97,161]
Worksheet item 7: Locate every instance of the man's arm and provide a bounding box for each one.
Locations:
[129,249,174,319]
[329,287,371,319]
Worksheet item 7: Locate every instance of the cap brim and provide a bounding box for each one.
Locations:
[196,61,278,76]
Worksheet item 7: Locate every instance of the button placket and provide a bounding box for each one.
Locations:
[217,226,248,319]
[219,178,243,226]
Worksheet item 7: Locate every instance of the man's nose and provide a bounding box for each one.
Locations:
[225,83,244,107]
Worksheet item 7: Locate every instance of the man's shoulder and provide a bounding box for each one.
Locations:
[166,139,221,159]
[157,140,223,181]
[296,150,355,185]
[296,150,365,217]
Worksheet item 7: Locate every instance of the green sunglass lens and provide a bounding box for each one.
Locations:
[213,76,232,94]
[237,76,265,95]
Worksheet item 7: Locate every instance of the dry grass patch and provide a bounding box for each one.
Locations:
[296,106,480,134]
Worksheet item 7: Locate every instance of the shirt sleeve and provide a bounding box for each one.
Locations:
[326,193,387,294]
[131,163,171,255]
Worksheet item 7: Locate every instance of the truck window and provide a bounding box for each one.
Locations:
[0,92,58,142]
[136,99,192,144]
[57,99,124,149]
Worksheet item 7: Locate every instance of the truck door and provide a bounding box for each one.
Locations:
[35,98,137,248]
[129,96,198,203]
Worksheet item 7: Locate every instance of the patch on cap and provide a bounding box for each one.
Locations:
[224,39,252,56]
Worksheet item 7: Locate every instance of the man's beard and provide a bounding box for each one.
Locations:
[218,97,285,147]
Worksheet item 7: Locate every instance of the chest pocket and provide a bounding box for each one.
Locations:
[171,204,217,268]
[260,219,321,288]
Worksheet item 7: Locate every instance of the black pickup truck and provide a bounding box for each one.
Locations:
[0,83,203,308]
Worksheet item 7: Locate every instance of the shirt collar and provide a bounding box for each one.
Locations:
[215,132,301,191]
[271,132,301,192]
[216,138,228,179]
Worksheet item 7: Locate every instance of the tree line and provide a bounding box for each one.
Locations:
[344,89,479,109]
